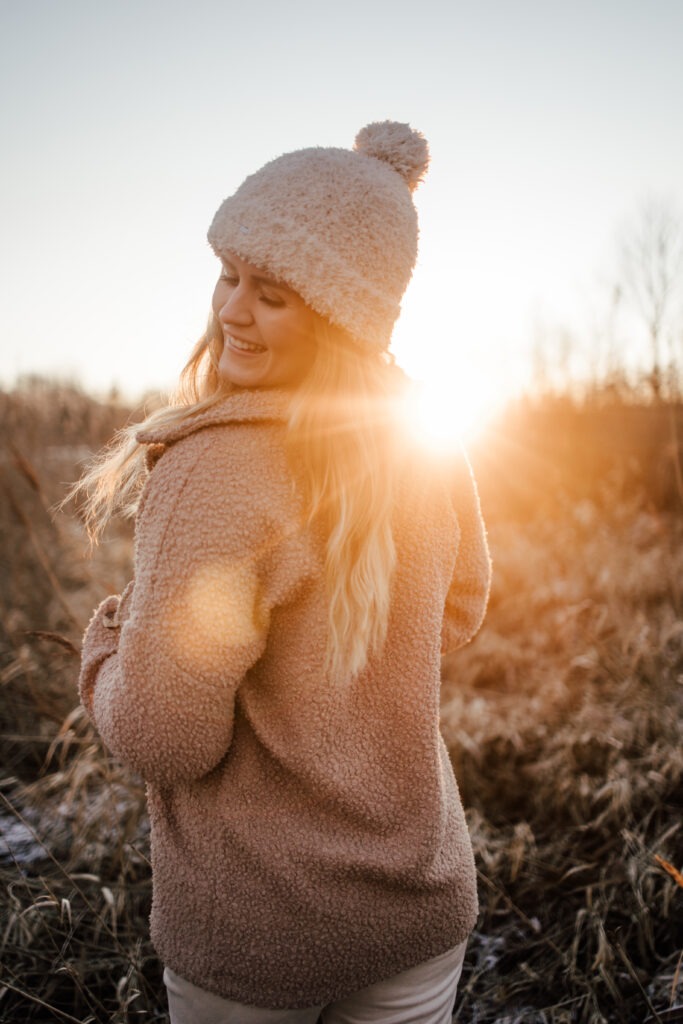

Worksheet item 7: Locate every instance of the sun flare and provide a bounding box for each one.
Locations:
[403,371,505,452]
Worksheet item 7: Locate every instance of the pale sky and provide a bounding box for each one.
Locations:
[2,0,682,427]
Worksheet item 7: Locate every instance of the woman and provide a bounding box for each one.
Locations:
[77,121,491,1023]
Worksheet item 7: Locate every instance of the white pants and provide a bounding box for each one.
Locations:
[164,940,467,1024]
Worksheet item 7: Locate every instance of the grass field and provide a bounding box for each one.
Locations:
[1,378,682,1023]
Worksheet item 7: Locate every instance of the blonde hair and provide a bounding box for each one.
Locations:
[71,315,227,535]
[72,314,406,682]
[288,321,405,680]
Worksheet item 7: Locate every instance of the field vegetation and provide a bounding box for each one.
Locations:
[0,375,681,1023]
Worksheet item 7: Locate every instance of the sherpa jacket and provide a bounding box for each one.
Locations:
[79,387,491,1010]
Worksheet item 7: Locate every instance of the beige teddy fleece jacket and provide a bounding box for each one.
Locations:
[79,387,491,1010]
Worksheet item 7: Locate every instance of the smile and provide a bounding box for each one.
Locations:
[227,336,267,354]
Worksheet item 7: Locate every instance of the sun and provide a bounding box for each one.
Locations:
[390,281,514,451]
[402,370,506,452]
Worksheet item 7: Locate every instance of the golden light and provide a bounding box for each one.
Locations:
[391,253,519,452]
[404,370,506,452]
[165,559,267,674]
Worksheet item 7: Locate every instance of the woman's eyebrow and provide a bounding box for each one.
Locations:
[250,272,286,288]
[251,271,291,292]
[220,259,291,293]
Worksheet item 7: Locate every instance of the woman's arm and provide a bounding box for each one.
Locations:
[441,450,491,653]
[79,431,276,787]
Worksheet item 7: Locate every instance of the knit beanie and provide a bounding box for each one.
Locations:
[207,121,429,351]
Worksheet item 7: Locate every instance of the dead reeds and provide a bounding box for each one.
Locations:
[442,477,683,1021]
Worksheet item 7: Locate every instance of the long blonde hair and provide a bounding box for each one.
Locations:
[72,314,406,681]
[288,321,405,680]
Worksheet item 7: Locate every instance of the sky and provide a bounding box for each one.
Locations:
[1,0,682,430]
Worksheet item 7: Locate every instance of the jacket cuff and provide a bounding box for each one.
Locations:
[79,582,133,716]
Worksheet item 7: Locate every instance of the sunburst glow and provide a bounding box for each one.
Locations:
[402,370,506,452]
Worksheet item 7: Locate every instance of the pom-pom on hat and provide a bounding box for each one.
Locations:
[207,121,429,351]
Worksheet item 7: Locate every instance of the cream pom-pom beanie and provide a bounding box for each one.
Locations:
[207,121,429,351]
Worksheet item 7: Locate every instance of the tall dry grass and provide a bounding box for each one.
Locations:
[1,378,682,1022]
[443,497,683,1021]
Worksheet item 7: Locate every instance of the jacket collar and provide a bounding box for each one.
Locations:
[136,388,291,446]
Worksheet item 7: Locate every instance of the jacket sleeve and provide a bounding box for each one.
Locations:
[441,449,491,654]
[78,433,283,787]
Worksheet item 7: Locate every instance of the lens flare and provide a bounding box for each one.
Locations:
[404,372,504,452]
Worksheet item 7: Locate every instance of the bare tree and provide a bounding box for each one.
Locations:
[619,197,683,397]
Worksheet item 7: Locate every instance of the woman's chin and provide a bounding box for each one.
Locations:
[218,350,270,389]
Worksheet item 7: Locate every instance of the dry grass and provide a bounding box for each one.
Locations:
[1,379,682,1022]
[442,495,683,1022]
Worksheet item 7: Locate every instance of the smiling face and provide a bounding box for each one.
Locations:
[212,252,318,389]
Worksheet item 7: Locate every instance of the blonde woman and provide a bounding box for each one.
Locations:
[77,122,491,1024]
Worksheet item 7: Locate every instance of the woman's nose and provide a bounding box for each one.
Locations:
[218,286,253,326]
